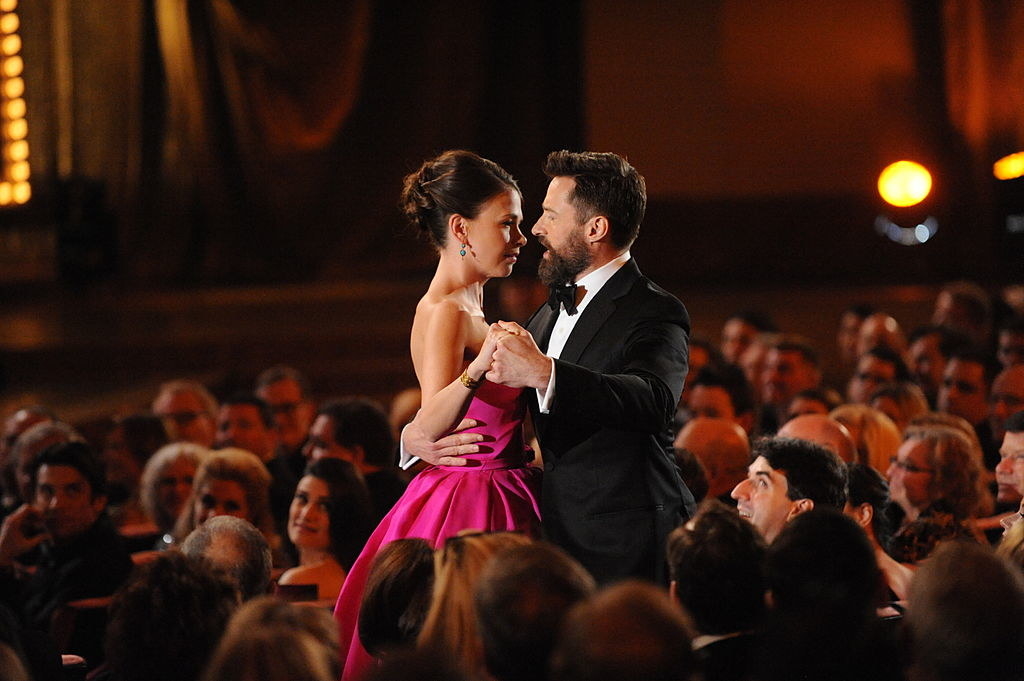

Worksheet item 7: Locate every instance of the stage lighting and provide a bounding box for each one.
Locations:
[994,152,1024,181]
[878,160,932,208]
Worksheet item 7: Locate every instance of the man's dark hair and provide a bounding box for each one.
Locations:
[1005,410,1024,434]
[909,324,973,358]
[861,345,912,382]
[844,303,876,321]
[845,462,894,548]
[318,397,396,468]
[773,335,820,369]
[755,437,847,509]
[33,441,106,499]
[727,309,778,333]
[666,500,766,635]
[180,515,272,600]
[789,388,843,413]
[255,365,311,397]
[221,393,275,429]
[475,542,596,681]
[947,347,998,386]
[543,150,646,250]
[694,364,755,417]
[105,552,239,681]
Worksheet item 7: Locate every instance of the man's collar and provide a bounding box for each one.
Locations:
[574,251,631,291]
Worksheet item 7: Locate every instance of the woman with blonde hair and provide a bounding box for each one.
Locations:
[416,530,532,677]
[140,442,208,549]
[174,448,282,560]
[886,425,985,563]
[869,382,929,434]
[829,404,902,474]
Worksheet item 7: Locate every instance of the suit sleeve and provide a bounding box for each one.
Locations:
[546,295,689,434]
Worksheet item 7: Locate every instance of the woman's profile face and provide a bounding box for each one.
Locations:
[194,478,250,525]
[887,437,935,514]
[464,189,525,279]
[288,475,332,552]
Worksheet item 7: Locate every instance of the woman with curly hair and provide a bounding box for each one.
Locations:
[886,425,986,563]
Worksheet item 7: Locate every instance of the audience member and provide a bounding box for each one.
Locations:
[152,379,218,448]
[759,336,822,434]
[777,413,857,463]
[103,551,239,681]
[844,463,914,603]
[417,530,532,678]
[549,580,696,681]
[305,398,407,522]
[672,447,710,504]
[846,346,910,405]
[722,310,777,366]
[0,442,132,665]
[140,441,208,548]
[997,315,1024,369]
[731,436,847,543]
[905,541,1024,681]
[938,349,999,468]
[836,304,875,367]
[11,420,83,508]
[886,425,985,563]
[255,365,317,479]
[674,417,749,503]
[685,364,756,434]
[990,364,1024,445]
[682,337,723,407]
[181,515,273,601]
[869,381,929,433]
[174,448,283,563]
[996,412,1024,533]
[277,458,374,601]
[101,412,169,527]
[201,596,340,681]
[475,541,596,681]
[387,387,421,444]
[907,325,971,408]
[667,500,765,681]
[830,404,902,473]
[784,387,842,421]
[0,406,55,515]
[357,538,435,659]
[854,312,908,359]
[932,279,994,348]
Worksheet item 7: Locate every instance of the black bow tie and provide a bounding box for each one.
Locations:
[548,283,579,315]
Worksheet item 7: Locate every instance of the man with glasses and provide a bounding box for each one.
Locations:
[152,379,218,448]
[255,365,317,480]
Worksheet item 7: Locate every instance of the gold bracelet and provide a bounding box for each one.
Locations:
[459,370,482,390]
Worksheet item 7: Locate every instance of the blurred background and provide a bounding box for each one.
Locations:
[1,0,1022,420]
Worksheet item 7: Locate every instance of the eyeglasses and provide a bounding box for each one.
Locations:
[888,456,934,474]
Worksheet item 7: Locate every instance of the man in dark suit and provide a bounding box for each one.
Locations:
[485,151,693,583]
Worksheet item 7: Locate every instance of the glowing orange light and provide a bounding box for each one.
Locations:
[1,34,19,55]
[3,76,22,98]
[6,97,24,118]
[0,0,17,12]
[2,55,20,77]
[878,160,932,208]
[0,13,18,34]
[12,181,29,203]
[6,118,24,139]
[6,139,27,161]
[994,152,1024,181]
[9,160,28,182]
[0,182,11,205]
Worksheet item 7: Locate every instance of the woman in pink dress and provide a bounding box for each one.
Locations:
[333,150,542,679]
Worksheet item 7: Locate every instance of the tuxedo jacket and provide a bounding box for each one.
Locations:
[526,259,694,584]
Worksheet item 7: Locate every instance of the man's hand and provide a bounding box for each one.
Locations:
[0,504,48,567]
[487,321,552,390]
[403,418,482,467]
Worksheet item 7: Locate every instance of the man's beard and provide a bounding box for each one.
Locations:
[537,228,591,286]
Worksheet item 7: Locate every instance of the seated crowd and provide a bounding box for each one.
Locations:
[0,279,1023,680]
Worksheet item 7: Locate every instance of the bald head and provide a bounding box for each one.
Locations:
[777,414,857,463]
[856,313,907,357]
[675,417,750,499]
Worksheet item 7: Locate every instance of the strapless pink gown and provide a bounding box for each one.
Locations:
[333,381,542,680]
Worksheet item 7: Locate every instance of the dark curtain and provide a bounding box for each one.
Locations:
[128,0,582,284]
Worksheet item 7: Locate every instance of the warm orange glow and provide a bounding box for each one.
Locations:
[6,118,25,139]
[2,54,20,77]
[9,160,28,182]
[0,0,16,12]
[6,97,23,118]
[3,76,22,98]
[994,152,1024,181]
[6,139,27,161]
[12,181,29,203]
[1,34,18,55]
[0,181,10,205]
[878,160,932,207]
[0,13,18,34]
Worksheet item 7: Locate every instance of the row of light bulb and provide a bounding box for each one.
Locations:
[1,0,28,206]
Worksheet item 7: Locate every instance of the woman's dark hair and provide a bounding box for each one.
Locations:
[401,150,519,249]
[846,462,894,549]
[303,458,374,569]
[358,538,435,657]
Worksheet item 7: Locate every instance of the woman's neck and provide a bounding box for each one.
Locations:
[297,545,334,568]
[429,251,486,307]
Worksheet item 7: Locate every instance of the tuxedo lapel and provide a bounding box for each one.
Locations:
[527,303,558,353]
[558,260,641,365]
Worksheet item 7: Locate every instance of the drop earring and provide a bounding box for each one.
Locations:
[460,243,467,257]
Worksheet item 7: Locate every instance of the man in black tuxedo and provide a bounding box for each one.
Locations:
[484,150,693,583]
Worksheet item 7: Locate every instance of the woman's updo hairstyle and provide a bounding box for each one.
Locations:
[401,150,519,249]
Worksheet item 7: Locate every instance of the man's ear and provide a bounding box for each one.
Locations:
[588,215,611,243]
[786,497,814,522]
[851,502,873,530]
[669,579,678,603]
